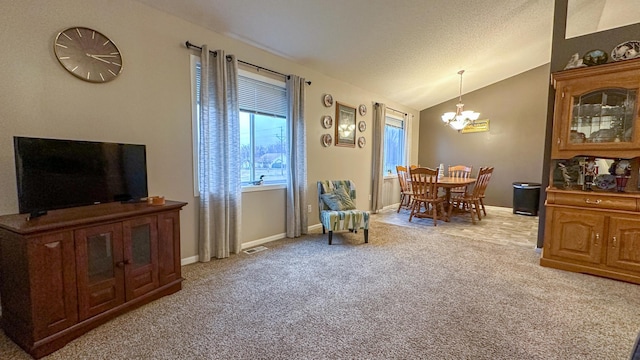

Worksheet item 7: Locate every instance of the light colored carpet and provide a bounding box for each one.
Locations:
[1,207,639,359]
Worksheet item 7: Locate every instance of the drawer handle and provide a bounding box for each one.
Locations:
[584,199,601,205]
[612,236,617,248]
[594,233,599,246]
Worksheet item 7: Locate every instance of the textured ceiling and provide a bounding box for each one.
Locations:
[136,0,555,110]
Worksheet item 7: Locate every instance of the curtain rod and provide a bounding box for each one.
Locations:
[375,102,407,116]
[185,41,311,85]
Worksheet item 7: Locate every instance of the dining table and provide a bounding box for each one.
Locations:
[406,175,476,221]
[435,176,477,214]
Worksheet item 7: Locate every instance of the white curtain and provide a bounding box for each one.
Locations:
[371,102,386,212]
[404,113,412,166]
[198,45,242,261]
[286,75,308,238]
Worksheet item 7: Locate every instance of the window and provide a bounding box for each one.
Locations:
[238,73,288,185]
[191,55,289,193]
[383,115,405,176]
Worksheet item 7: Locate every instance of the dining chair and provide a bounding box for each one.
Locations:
[408,167,448,226]
[448,165,473,210]
[395,165,413,212]
[451,167,494,224]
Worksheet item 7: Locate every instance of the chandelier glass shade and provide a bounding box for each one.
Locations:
[441,70,480,131]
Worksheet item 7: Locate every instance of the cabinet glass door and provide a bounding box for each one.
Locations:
[87,232,115,283]
[570,88,637,144]
[131,224,151,267]
[123,216,159,300]
[75,223,125,320]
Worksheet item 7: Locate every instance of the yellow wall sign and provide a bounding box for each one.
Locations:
[461,119,489,133]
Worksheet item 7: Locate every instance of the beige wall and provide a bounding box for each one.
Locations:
[0,0,419,262]
[419,64,550,207]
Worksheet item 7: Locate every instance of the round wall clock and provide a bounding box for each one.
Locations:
[54,27,123,83]
[359,104,367,116]
[323,94,334,107]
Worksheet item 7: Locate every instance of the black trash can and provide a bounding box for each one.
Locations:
[513,182,541,216]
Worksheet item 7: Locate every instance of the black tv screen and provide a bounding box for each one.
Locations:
[14,136,148,214]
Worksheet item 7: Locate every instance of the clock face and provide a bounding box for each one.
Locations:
[54,27,123,83]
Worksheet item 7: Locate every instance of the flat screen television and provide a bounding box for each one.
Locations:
[14,136,148,215]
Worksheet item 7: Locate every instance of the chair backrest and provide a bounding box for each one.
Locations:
[396,165,410,192]
[471,167,494,198]
[410,167,439,200]
[448,165,472,179]
[317,180,357,218]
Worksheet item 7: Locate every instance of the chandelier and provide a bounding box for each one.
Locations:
[441,70,480,131]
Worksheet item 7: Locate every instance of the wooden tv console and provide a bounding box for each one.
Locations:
[0,200,187,358]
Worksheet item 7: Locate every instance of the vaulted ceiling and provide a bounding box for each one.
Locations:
[137,0,556,110]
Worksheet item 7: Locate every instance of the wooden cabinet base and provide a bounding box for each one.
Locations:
[540,256,640,285]
[0,200,187,359]
[3,280,182,359]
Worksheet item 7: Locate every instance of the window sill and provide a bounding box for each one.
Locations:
[384,175,396,180]
[242,184,286,193]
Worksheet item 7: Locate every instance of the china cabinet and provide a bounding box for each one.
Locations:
[542,58,640,284]
[0,200,186,358]
[550,58,640,159]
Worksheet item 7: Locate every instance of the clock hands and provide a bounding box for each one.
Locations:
[86,53,118,64]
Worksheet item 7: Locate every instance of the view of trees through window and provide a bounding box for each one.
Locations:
[240,112,288,184]
[383,116,405,175]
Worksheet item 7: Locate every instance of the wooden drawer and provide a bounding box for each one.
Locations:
[548,191,638,212]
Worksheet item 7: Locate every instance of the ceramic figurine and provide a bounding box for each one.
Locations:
[564,53,586,69]
[583,158,597,191]
[558,163,572,189]
[615,160,631,192]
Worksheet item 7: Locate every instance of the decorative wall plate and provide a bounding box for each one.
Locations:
[322,115,333,129]
[321,134,333,147]
[357,136,366,148]
[582,49,608,66]
[358,120,366,132]
[359,104,367,116]
[611,40,640,61]
[594,174,616,190]
[323,94,334,107]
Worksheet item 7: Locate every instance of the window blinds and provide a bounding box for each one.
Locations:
[386,116,404,129]
[238,76,287,118]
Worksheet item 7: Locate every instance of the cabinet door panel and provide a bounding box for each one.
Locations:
[123,216,159,300]
[548,208,604,263]
[75,223,125,320]
[158,211,181,285]
[29,232,78,339]
[608,216,640,272]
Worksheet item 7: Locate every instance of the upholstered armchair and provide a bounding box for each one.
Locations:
[317,180,369,245]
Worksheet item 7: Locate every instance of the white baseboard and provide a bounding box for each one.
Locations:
[182,224,324,266]
[241,232,286,249]
[181,255,199,266]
